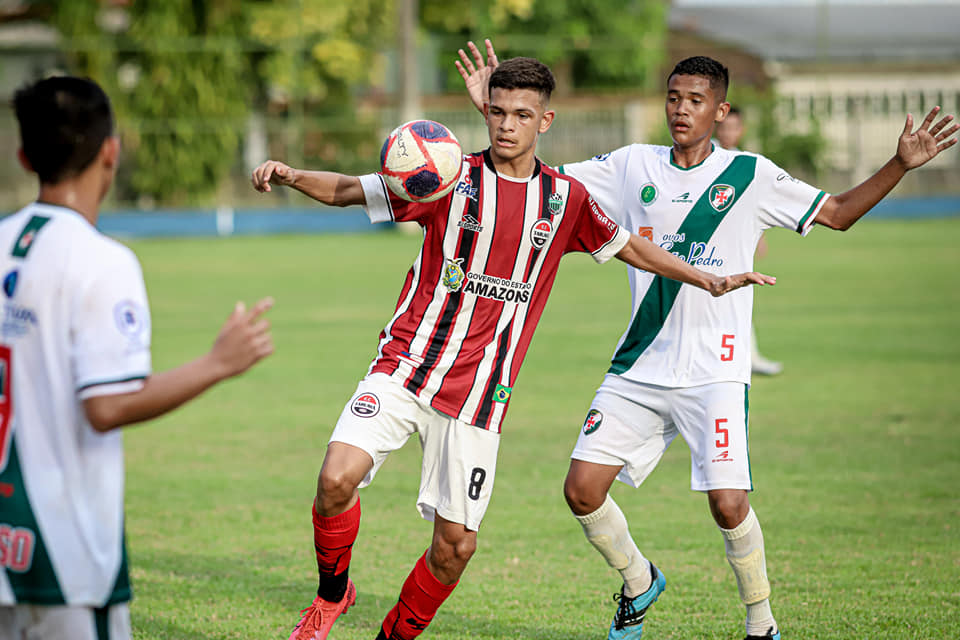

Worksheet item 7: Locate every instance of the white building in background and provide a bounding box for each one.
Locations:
[670,0,960,191]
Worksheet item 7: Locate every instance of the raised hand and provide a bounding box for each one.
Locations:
[455,39,499,113]
[251,160,297,193]
[209,297,275,378]
[896,106,959,170]
[708,272,776,297]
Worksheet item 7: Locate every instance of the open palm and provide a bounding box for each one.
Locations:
[897,106,959,170]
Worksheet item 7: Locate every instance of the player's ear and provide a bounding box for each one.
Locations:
[716,100,731,124]
[16,148,34,174]
[539,109,555,134]
[100,136,120,171]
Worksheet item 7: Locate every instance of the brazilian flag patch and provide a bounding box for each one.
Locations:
[493,384,512,403]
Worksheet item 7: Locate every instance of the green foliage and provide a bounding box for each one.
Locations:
[54,1,250,206]
[51,0,392,205]
[424,0,668,93]
[730,88,828,180]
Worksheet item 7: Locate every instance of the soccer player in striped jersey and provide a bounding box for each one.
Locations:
[0,77,274,640]
[458,43,958,640]
[253,57,772,640]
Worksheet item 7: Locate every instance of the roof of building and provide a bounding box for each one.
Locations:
[670,0,960,62]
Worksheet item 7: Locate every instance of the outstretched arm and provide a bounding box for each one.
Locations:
[456,39,499,114]
[84,298,275,431]
[616,234,776,297]
[816,106,958,230]
[251,160,365,207]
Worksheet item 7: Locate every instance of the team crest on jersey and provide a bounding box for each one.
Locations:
[548,192,564,215]
[113,300,148,342]
[17,232,36,253]
[582,409,603,435]
[709,184,735,212]
[351,393,380,417]
[530,219,553,249]
[2,271,17,298]
[639,183,658,205]
[493,384,512,403]
[442,258,466,292]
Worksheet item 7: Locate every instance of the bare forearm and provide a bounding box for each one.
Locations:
[289,170,365,206]
[817,156,906,230]
[617,235,715,291]
[84,355,229,431]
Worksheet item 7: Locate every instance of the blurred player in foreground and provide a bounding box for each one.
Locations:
[253,57,773,640]
[0,76,274,640]
[714,106,783,376]
[459,41,958,640]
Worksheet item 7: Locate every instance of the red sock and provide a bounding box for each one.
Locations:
[379,551,457,640]
[313,499,360,601]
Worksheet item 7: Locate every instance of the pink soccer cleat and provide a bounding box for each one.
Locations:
[287,579,357,640]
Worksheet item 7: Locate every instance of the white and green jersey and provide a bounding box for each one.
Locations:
[561,144,827,387]
[0,203,152,606]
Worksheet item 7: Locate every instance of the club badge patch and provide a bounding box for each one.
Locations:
[639,183,658,205]
[582,409,603,435]
[548,192,564,215]
[709,184,735,212]
[442,258,465,293]
[113,300,148,338]
[530,219,553,249]
[351,393,380,417]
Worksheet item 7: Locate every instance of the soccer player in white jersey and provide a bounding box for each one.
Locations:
[0,76,275,640]
[458,43,958,640]
[252,57,773,640]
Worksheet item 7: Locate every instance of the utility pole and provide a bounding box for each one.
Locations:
[397,0,420,124]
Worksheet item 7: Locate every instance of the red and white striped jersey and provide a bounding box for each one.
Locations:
[359,150,629,433]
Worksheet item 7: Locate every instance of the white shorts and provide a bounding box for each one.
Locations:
[571,374,752,492]
[0,602,130,640]
[330,373,500,531]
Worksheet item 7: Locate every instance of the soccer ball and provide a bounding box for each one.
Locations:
[380,120,463,203]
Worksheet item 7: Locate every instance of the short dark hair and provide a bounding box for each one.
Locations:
[489,57,556,105]
[668,56,729,102]
[13,76,114,184]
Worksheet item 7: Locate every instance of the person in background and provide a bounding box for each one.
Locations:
[715,106,783,376]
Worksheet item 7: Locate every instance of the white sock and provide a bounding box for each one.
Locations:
[720,508,777,637]
[575,494,651,597]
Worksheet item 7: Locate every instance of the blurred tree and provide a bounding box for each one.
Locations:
[423,0,668,93]
[50,0,391,205]
[246,0,393,177]
[53,1,250,206]
[730,88,827,182]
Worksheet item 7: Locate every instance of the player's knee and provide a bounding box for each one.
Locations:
[708,490,750,529]
[316,468,359,512]
[432,531,477,570]
[563,474,604,516]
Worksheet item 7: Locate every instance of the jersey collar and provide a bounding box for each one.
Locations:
[482,148,542,182]
[669,143,716,171]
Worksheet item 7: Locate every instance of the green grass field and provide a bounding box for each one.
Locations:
[122,218,960,640]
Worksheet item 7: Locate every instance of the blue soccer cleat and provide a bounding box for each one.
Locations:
[745,627,780,640]
[608,563,666,639]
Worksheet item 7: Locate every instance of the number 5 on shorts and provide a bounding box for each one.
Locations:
[715,418,729,448]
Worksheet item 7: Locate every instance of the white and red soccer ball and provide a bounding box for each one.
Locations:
[380,120,463,203]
